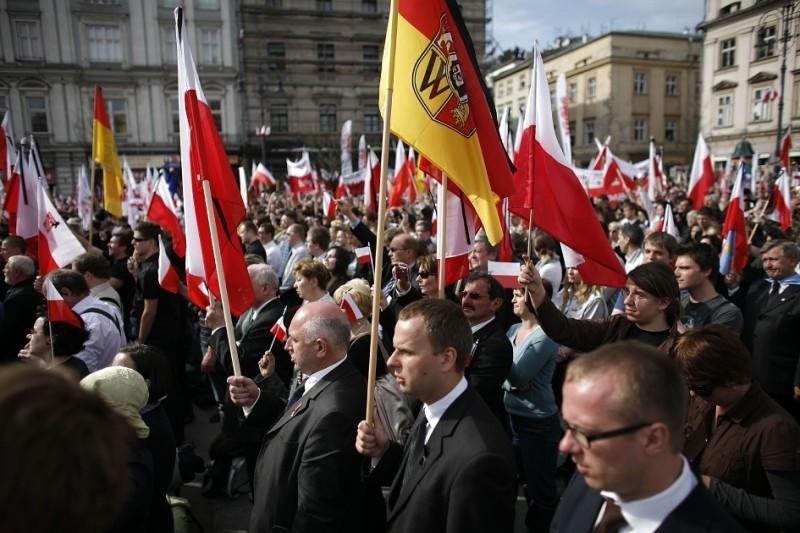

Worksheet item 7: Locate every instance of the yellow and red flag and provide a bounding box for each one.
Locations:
[92,85,124,217]
[380,0,514,245]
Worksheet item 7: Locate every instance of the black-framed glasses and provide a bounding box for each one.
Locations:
[688,383,715,398]
[418,271,433,279]
[564,421,652,449]
[460,291,486,300]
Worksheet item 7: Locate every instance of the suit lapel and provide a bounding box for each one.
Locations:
[763,284,800,313]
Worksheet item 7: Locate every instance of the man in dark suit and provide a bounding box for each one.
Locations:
[741,239,800,422]
[0,255,43,364]
[357,299,517,533]
[238,220,267,262]
[228,301,381,532]
[551,342,743,532]
[460,272,513,423]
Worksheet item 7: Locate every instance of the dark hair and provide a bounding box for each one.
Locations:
[619,224,644,247]
[42,316,90,357]
[113,231,134,255]
[72,252,111,279]
[258,222,275,238]
[627,262,681,324]
[643,231,679,259]
[307,226,331,250]
[240,220,257,234]
[48,269,90,296]
[135,220,161,241]
[670,324,752,387]
[464,271,505,300]
[398,299,473,373]
[677,242,719,283]
[2,235,26,254]
[325,246,351,278]
[700,234,723,254]
[117,343,173,403]
[696,206,717,220]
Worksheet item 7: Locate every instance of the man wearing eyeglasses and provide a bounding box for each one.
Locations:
[551,342,743,532]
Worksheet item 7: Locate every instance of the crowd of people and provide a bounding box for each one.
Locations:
[1,176,800,533]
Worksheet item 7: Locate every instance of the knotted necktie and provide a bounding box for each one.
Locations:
[401,413,428,491]
[283,381,306,415]
[594,497,627,533]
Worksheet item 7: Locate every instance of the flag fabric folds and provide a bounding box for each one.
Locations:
[487,261,520,289]
[380,0,515,245]
[76,164,93,233]
[340,292,364,324]
[509,43,626,288]
[44,278,83,329]
[175,7,254,316]
[1,109,16,186]
[719,164,748,276]
[355,246,372,266]
[322,191,337,219]
[270,316,287,343]
[146,175,186,258]
[252,162,276,189]
[37,179,85,277]
[781,125,793,172]
[435,187,476,286]
[774,169,793,231]
[662,202,680,239]
[688,133,715,210]
[92,85,124,218]
[158,236,182,294]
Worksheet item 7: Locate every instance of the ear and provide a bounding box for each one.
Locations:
[439,346,457,373]
[657,297,670,312]
[490,297,503,313]
[641,422,671,456]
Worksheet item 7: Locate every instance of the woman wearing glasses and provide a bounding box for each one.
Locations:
[504,281,560,532]
[673,325,800,532]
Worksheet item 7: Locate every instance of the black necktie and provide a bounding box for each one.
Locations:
[594,498,627,533]
[283,381,305,415]
[767,280,782,307]
[401,414,428,490]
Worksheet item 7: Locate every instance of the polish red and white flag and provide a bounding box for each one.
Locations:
[340,292,364,324]
[158,235,182,294]
[354,246,372,265]
[487,261,521,289]
[270,316,287,343]
[44,278,82,329]
[37,178,85,277]
[146,174,186,257]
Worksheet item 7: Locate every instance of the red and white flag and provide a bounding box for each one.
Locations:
[648,138,665,201]
[436,188,476,286]
[781,125,793,172]
[662,202,680,239]
[157,235,181,294]
[146,174,186,258]
[76,164,92,233]
[509,42,626,288]
[17,139,42,255]
[720,164,748,276]
[37,179,85,276]
[688,133,715,210]
[252,162,276,189]
[487,261,520,289]
[1,109,16,186]
[44,278,82,329]
[287,151,315,198]
[175,7,254,315]
[340,291,364,323]
[354,245,372,265]
[363,148,381,213]
[270,316,287,343]
[774,169,793,231]
[322,190,336,219]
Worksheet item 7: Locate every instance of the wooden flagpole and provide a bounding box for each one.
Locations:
[436,174,448,298]
[201,179,243,377]
[365,0,399,425]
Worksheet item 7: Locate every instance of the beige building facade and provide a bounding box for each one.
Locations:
[488,31,702,168]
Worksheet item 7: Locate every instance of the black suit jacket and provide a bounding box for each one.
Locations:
[246,359,382,533]
[0,278,43,363]
[369,386,517,533]
[467,319,513,423]
[551,474,745,532]
[741,281,800,394]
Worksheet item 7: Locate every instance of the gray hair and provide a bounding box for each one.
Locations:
[303,315,351,353]
[7,255,35,278]
[762,239,800,262]
[248,263,279,288]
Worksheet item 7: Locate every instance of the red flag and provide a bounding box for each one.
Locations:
[37,179,85,277]
[781,125,793,172]
[270,316,287,343]
[44,278,82,329]
[287,151,315,197]
[354,246,372,265]
[340,292,364,323]
[719,164,748,276]
[435,188,476,286]
[158,236,181,294]
[175,7,254,316]
[487,261,520,289]
[688,133,715,209]
[322,191,337,219]
[146,175,186,257]
[602,159,635,191]
[252,162,276,188]
[1,109,16,186]
[774,169,793,231]
[363,149,381,213]
[509,43,626,288]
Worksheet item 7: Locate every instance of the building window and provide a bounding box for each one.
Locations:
[568,82,577,103]
[665,74,678,96]
[364,107,381,133]
[170,98,180,133]
[162,26,177,64]
[752,88,771,121]
[717,94,733,127]
[363,44,380,73]
[634,72,647,94]
[87,25,122,62]
[196,0,219,8]
[549,89,556,107]
[208,99,222,131]
[16,21,42,60]
[587,77,596,99]
[633,119,647,142]
[507,80,513,96]
[362,0,377,12]
[320,104,337,133]
[265,0,282,6]
[665,120,677,142]
[107,98,128,134]
[270,104,288,133]
[756,26,776,60]
[0,96,6,112]
[267,42,286,71]
[317,0,332,11]
[317,43,335,72]
[720,38,736,68]
[498,84,505,98]
[569,121,576,148]
[199,28,220,65]
[584,121,594,145]
[26,96,48,133]
[519,74,526,90]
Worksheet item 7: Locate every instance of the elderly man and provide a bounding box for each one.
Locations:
[356,299,517,533]
[0,255,43,364]
[552,342,743,532]
[228,301,381,532]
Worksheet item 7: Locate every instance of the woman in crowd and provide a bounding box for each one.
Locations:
[323,245,352,296]
[292,258,334,304]
[533,233,563,293]
[18,314,90,380]
[333,278,387,378]
[504,282,560,532]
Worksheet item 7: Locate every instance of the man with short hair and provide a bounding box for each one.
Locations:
[279,223,311,304]
[414,219,435,254]
[258,222,284,275]
[385,232,420,294]
[643,231,679,266]
[468,237,498,273]
[228,301,382,532]
[306,226,331,262]
[459,272,513,423]
[108,230,135,338]
[73,252,123,311]
[0,255,42,363]
[551,342,744,532]
[356,299,517,533]
[617,224,644,272]
[675,243,743,333]
[47,269,125,372]
[239,220,267,262]
[741,240,800,421]
[0,235,26,262]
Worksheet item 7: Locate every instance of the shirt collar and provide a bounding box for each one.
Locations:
[302,356,347,395]
[768,273,800,287]
[422,377,468,441]
[470,316,495,334]
[601,456,697,533]
[251,297,278,320]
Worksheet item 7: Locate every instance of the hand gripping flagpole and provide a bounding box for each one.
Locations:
[202,179,243,377]
[366,0,399,425]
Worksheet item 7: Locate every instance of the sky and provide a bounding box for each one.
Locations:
[491,1,706,52]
